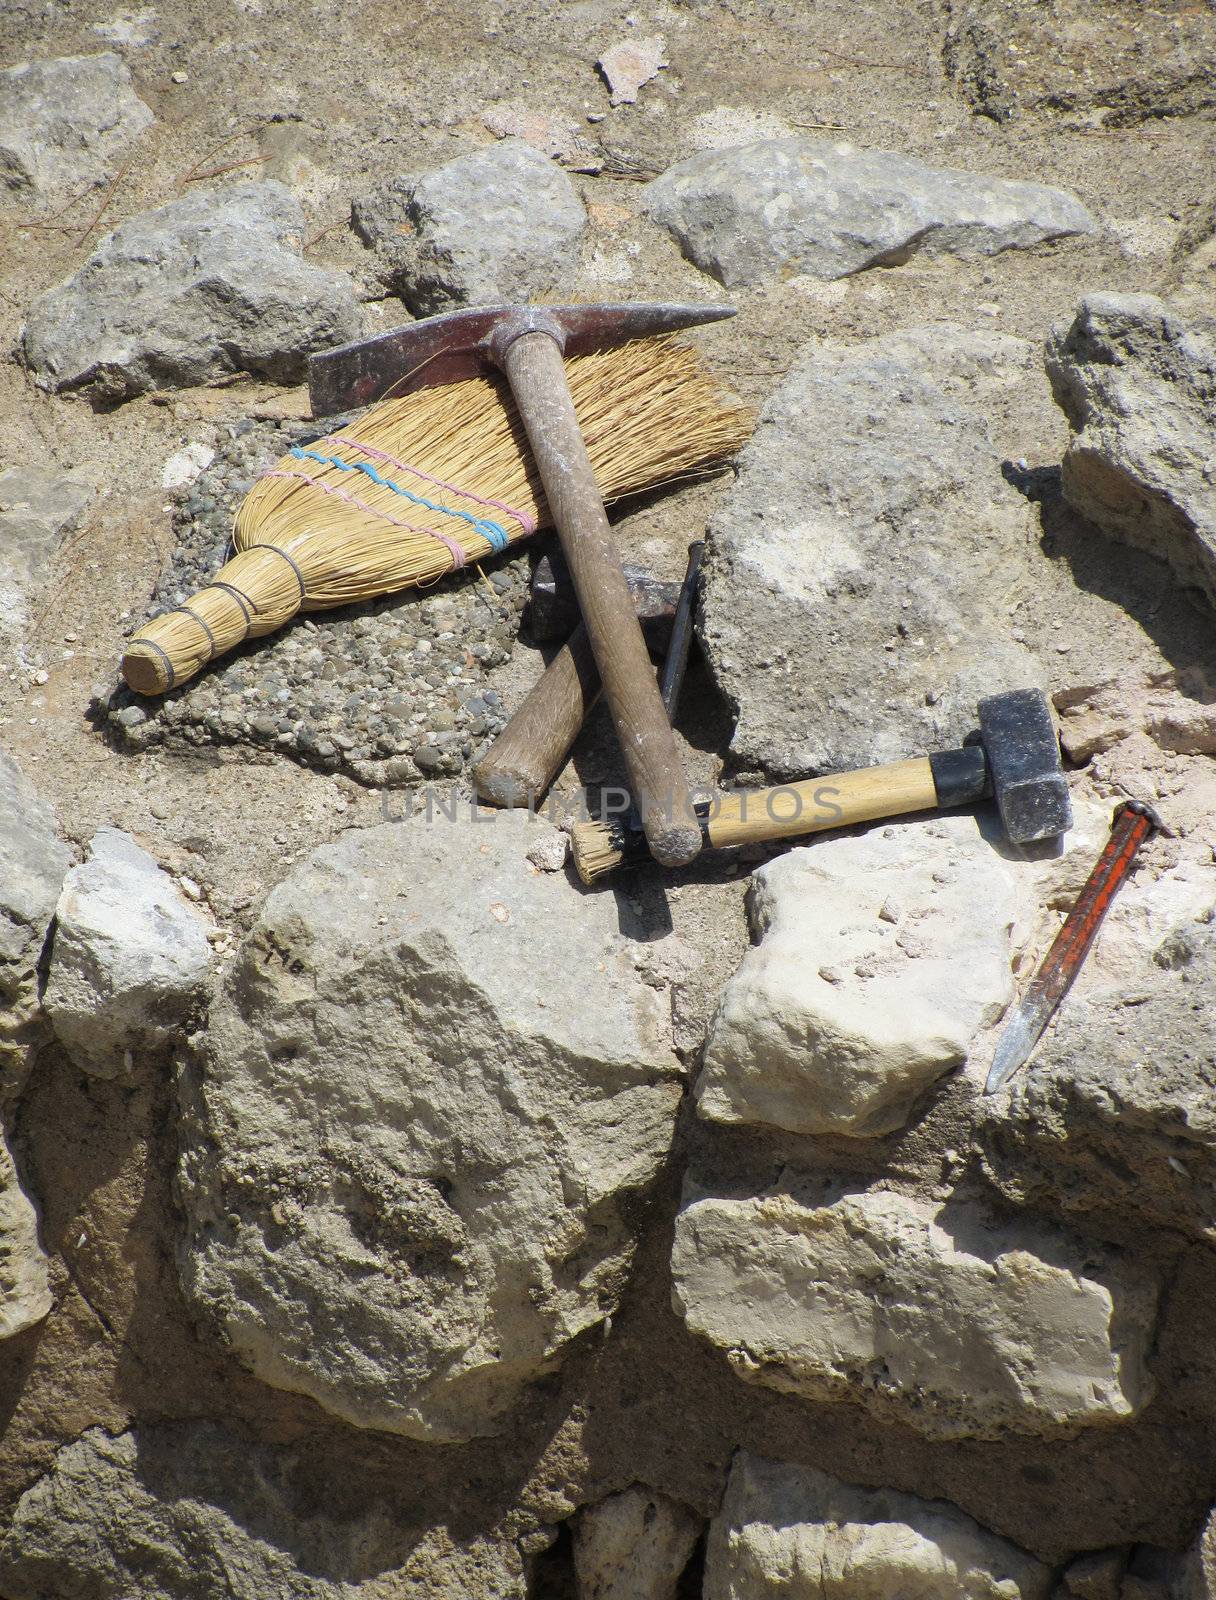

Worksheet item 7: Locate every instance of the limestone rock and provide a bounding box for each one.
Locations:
[698,816,1018,1138]
[353,140,587,314]
[699,324,1046,779]
[177,812,683,1441]
[981,924,1216,1243]
[0,465,95,654]
[21,181,362,400]
[1046,294,1216,611]
[0,1423,528,1598]
[0,752,71,1100]
[1054,670,1216,766]
[671,1183,1159,1440]
[944,0,1216,127]
[643,137,1093,287]
[0,1127,52,1341]
[44,827,212,1079]
[705,1452,1051,1599]
[572,1486,701,1600]
[0,52,153,208]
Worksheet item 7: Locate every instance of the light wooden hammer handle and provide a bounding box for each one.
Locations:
[705,759,939,847]
[502,331,701,866]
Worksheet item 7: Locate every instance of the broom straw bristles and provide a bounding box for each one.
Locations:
[121,337,753,696]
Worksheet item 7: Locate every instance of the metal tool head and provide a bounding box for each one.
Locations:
[976,687,1073,844]
[529,549,680,642]
[308,301,737,417]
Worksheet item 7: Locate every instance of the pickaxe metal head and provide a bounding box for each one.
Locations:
[308,301,737,417]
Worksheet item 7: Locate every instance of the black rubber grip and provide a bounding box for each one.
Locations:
[928,745,991,808]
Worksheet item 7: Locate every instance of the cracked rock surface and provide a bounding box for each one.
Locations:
[1047,292,1216,611]
[672,1182,1159,1440]
[697,815,1018,1137]
[699,324,1047,780]
[177,811,684,1441]
[0,51,153,208]
[705,1452,1051,1599]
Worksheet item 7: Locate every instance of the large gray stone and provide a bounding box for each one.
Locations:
[0,1423,528,1599]
[981,924,1216,1243]
[697,815,1018,1138]
[572,1486,701,1600]
[671,1182,1159,1440]
[643,137,1094,287]
[177,811,683,1442]
[0,752,71,1100]
[705,1452,1051,1599]
[0,52,153,207]
[0,466,95,655]
[44,828,212,1079]
[22,181,362,400]
[0,1127,52,1342]
[700,324,1046,780]
[353,139,587,314]
[1046,294,1216,611]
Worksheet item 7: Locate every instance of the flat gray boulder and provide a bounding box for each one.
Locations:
[44,828,212,1079]
[353,138,587,314]
[177,811,683,1441]
[0,52,153,208]
[0,751,71,1100]
[22,180,362,400]
[699,324,1045,780]
[672,1182,1159,1440]
[644,137,1094,286]
[698,815,1018,1138]
[705,1452,1050,1599]
[1046,293,1216,611]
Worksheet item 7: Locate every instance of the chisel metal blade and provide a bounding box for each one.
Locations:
[985,798,1163,1094]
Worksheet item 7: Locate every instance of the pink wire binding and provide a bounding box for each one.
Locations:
[264,472,470,569]
[332,437,537,537]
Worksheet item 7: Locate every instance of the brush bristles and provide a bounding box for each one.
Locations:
[122,337,753,695]
[571,818,630,885]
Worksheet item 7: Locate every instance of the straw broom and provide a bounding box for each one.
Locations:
[121,337,753,696]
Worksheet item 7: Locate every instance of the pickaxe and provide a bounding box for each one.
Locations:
[309,302,735,866]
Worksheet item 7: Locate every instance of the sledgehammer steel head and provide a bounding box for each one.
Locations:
[977,688,1072,844]
[309,302,737,416]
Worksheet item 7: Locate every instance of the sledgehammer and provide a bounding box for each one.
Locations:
[571,687,1073,883]
[310,302,736,866]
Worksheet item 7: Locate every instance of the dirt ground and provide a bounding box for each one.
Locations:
[2,0,1215,1589]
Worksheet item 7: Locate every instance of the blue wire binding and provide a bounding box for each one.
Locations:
[289,446,510,552]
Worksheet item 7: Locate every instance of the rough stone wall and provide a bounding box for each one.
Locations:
[1,3,1215,1598]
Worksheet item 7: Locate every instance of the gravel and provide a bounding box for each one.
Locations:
[98,419,530,787]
